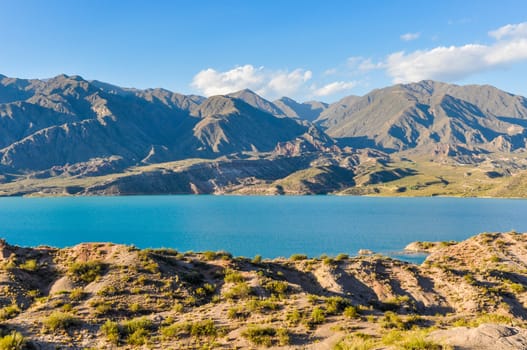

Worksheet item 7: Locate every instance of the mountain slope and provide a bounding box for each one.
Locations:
[317,80,527,155]
[226,89,286,117]
[273,97,328,121]
[0,75,334,173]
[2,74,527,196]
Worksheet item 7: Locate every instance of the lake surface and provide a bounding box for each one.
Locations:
[0,196,526,263]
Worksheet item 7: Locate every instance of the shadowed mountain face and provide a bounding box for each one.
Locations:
[0,75,332,172]
[316,80,527,155]
[273,97,328,121]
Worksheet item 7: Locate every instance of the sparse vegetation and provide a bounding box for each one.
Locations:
[69,288,85,301]
[325,296,352,315]
[43,311,79,331]
[334,333,376,350]
[0,232,526,348]
[101,320,119,344]
[290,254,308,261]
[0,304,21,321]
[160,319,219,340]
[0,331,26,350]
[19,259,38,271]
[263,280,288,297]
[242,325,288,346]
[223,282,252,300]
[68,261,104,283]
[223,269,244,283]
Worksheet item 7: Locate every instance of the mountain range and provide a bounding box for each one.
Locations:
[1,73,527,196]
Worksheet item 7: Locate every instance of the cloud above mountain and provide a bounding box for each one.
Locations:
[190,22,527,101]
[313,81,357,96]
[191,64,358,100]
[191,65,312,99]
[386,22,527,83]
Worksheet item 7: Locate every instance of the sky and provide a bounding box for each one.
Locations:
[1,0,527,102]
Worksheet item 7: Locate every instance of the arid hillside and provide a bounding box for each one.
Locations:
[0,232,527,349]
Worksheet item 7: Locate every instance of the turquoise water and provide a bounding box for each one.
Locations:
[0,196,526,263]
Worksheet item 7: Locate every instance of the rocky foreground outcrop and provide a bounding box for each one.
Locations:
[0,232,526,349]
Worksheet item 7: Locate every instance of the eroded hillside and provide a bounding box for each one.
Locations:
[0,233,527,349]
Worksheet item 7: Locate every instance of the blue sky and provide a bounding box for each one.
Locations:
[1,0,527,102]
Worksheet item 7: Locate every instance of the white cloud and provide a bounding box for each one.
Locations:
[386,22,527,83]
[264,69,312,97]
[191,65,265,96]
[191,64,312,99]
[358,58,385,72]
[313,81,357,97]
[489,22,527,40]
[347,56,364,67]
[400,32,420,41]
[323,68,337,76]
[345,56,385,72]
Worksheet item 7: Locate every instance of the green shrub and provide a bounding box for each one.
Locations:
[307,294,320,304]
[508,281,525,293]
[247,299,280,313]
[224,270,244,283]
[143,261,159,274]
[290,254,308,261]
[121,317,153,335]
[127,329,149,345]
[335,253,349,261]
[190,319,217,337]
[242,325,277,346]
[69,288,85,301]
[464,273,476,285]
[101,320,119,344]
[223,282,252,300]
[227,306,248,320]
[264,280,289,297]
[43,311,79,331]
[325,296,351,315]
[252,255,262,264]
[173,302,184,313]
[202,251,217,261]
[196,283,216,297]
[68,261,104,283]
[0,331,26,350]
[0,304,21,321]
[286,309,302,325]
[382,329,443,349]
[97,285,117,297]
[334,334,376,350]
[381,311,406,330]
[323,257,335,266]
[93,301,113,316]
[381,295,413,311]
[399,335,442,350]
[160,322,189,339]
[19,259,38,271]
[160,320,218,339]
[129,303,141,313]
[344,305,358,318]
[489,255,500,263]
[277,328,290,346]
[309,307,325,325]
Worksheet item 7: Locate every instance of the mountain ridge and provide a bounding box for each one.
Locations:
[1,74,527,196]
